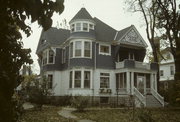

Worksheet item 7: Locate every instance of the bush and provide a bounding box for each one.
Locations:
[138,109,155,122]
[71,96,89,112]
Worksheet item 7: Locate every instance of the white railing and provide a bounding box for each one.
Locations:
[135,61,150,70]
[115,61,124,69]
[151,88,164,107]
[134,87,146,106]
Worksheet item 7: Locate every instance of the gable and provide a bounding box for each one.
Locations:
[117,26,147,48]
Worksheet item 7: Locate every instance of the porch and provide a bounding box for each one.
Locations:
[115,60,164,107]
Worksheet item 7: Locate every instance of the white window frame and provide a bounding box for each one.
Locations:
[100,73,110,88]
[70,21,95,32]
[47,74,53,89]
[99,43,111,56]
[170,66,174,76]
[69,40,92,59]
[42,48,55,66]
[69,69,92,89]
[160,70,164,76]
[62,48,66,64]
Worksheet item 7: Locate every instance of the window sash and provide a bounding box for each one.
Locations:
[69,71,72,88]
[100,73,110,88]
[70,43,73,58]
[76,23,81,31]
[100,45,110,54]
[83,23,88,31]
[74,71,81,88]
[84,42,91,57]
[75,41,82,57]
[84,71,90,88]
[48,75,53,89]
[48,50,54,63]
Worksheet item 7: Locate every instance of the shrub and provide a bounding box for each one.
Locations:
[71,96,89,112]
[138,109,155,122]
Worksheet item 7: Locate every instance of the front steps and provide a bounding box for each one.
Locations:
[146,95,162,107]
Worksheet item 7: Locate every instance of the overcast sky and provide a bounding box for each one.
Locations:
[22,0,149,74]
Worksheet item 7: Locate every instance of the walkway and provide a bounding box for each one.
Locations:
[58,107,95,122]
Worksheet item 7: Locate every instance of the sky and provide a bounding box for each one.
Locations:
[22,0,149,74]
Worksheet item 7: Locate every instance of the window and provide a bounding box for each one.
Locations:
[48,50,54,63]
[89,24,94,30]
[170,66,174,75]
[69,71,72,88]
[84,71,90,88]
[71,24,75,32]
[42,49,55,65]
[70,40,92,58]
[70,22,94,32]
[83,23,88,31]
[42,51,47,65]
[160,70,164,76]
[76,23,81,31]
[84,42,91,57]
[75,41,82,57]
[99,44,111,55]
[48,75,53,89]
[100,73,110,88]
[62,48,66,64]
[70,43,73,58]
[74,71,81,88]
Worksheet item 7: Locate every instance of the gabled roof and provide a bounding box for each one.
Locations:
[70,8,93,22]
[116,25,148,48]
[93,17,116,42]
[36,28,70,54]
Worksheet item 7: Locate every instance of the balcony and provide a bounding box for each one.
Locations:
[116,59,157,70]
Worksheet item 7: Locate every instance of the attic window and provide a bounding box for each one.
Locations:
[83,23,88,31]
[99,44,111,55]
[41,39,46,44]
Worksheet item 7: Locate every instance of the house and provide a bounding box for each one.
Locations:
[36,8,164,107]
[159,47,175,90]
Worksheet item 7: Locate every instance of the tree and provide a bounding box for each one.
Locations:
[156,0,180,105]
[0,0,64,121]
[126,0,161,90]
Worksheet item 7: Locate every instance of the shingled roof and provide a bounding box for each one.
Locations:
[70,8,93,22]
[36,28,70,54]
[115,25,132,41]
[93,17,116,42]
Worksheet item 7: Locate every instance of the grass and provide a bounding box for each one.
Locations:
[73,108,180,122]
[19,105,75,122]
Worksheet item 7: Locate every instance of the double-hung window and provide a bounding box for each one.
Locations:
[76,23,81,31]
[42,51,47,65]
[48,50,54,63]
[84,42,91,57]
[75,41,82,57]
[100,73,110,88]
[84,71,90,88]
[83,23,88,31]
[74,71,81,88]
[62,48,66,64]
[99,44,111,55]
[160,70,164,76]
[170,66,174,75]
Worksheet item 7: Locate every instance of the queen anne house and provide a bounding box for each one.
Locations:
[36,8,164,107]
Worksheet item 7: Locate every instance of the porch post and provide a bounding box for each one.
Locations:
[72,71,75,88]
[131,72,134,95]
[150,73,153,90]
[81,70,84,88]
[126,72,130,94]
[155,73,157,91]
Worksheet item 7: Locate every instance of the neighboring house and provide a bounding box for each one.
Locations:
[36,8,164,107]
[159,48,175,90]
[19,65,32,76]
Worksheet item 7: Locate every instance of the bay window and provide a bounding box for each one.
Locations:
[76,23,81,31]
[42,49,55,65]
[70,22,94,32]
[69,70,91,89]
[70,40,92,58]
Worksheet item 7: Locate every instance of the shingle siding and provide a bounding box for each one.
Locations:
[96,44,115,69]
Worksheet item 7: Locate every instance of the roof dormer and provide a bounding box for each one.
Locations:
[69,8,95,33]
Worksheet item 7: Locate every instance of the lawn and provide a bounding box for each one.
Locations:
[19,105,75,122]
[73,108,180,122]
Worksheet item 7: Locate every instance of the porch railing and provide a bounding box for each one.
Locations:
[115,61,124,69]
[134,87,146,106]
[135,61,150,70]
[151,88,164,107]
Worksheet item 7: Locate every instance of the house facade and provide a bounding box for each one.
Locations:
[159,48,175,90]
[36,8,164,107]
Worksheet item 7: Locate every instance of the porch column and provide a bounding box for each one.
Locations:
[72,71,75,88]
[81,70,84,88]
[126,72,130,94]
[131,72,134,95]
[150,73,153,90]
[155,73,157,91]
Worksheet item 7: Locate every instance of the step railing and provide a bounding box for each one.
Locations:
[134,87,146,106]
[151,88,164,107]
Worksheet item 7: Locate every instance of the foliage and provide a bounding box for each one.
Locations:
[138,109,155,122]
[0,0,64,121]
[24,76,53,110]
[71,96,89,112]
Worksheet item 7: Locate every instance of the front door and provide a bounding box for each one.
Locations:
[137,76,145,94]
